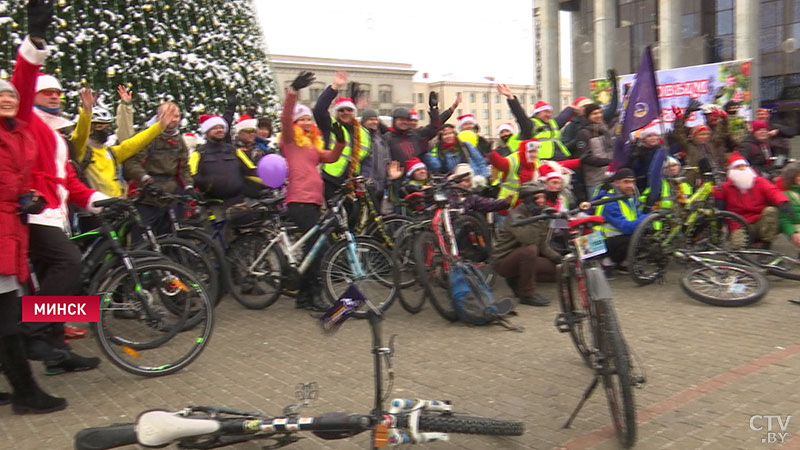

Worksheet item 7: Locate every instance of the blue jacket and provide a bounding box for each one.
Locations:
[594,188,648,236]
[424,142,489,178]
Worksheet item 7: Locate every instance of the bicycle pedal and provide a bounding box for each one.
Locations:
[632,375,647,387]
[554,312,585,333]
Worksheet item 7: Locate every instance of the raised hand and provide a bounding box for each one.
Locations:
[428,91,439,109]
[496,84,514,99]
[331,122,346,143]
[686,99,703,114]
[117,85,132,103]
[79,84,96,112]
[291,71,315,91]
[332,70,348,90]
[451,92,462,109]
[387,161,403,180]
[157,102,179,128]
[27,0,54,40]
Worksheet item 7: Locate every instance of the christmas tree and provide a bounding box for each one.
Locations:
[0,0,279,127]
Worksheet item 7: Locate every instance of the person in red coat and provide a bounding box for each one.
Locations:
[11,12,106,375]
[714,153,792,248]
[0,0,67,415]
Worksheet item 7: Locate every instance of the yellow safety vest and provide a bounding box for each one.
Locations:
[531,118,570,160]
[594,189,638,237]
[496,152,521,204]
[322,122,370,178]
[641,179,693,210]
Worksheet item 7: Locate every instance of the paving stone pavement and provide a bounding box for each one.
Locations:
[2,243,800,450]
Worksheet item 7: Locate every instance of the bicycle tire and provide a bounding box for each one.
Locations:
[320,236,398,318]
[393,224,424,313]
[413,231,458,322]
[175,228,230,303]
[627,210,672,286]
[556,262,592,366]
[679,263,768,306]
[454,214,492,264]
[74,423,136,450]
[596,298,636,448]
[364,214,414,248]
[694,210,753,250]
[396,413,524,436]
[739,251,800,281]
[226,233,284,310]
[93,260,214,377]
[140,236,221,307]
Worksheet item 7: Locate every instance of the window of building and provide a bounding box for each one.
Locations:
[417,93,424,103]
[419,110,426,121]
[715,9,733,35]
[358,83,371,103]
[457,108,463,116]
[495,110,501,119]
[469,93,476,103]
[507,111,513,120]
[378,85,392,103]
[308,83,324,102]
[379,109,392,116]
[482,93,489,103]
[471,109,477,117]
[495,94,500,103]
[482,109,489,119]
[530,96,536,105]
[681,13,699,39]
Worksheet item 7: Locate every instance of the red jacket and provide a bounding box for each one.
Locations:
[11,37,102,230]
[714,176,788,224]
[0,117,37,282]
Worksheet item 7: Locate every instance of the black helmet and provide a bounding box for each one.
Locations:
[519,180,546,198]
[392,108,411,119]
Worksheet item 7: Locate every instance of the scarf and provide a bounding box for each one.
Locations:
[293,124,323,150]
[346,119,361,179]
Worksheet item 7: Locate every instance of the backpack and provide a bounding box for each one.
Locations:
[449,262,522,331]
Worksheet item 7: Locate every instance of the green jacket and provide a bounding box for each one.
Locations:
[779,186,800,239]
[492,203,561,263]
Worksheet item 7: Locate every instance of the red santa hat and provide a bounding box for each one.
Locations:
[405,157,426,177]
[496,122,514,135]
[333,97,357,113]
[457,114,476,131]
[199,114,228,135]
[233,114,258,135]
[532,101,553,115]
[727,153,749,169]
[751,120,768,132]
[573,96,592,108]
[519,138,540,153]
[639,126,660,140]
[409,109,419,120]
[538,163,561,181]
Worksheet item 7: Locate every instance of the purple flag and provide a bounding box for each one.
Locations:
[611,46,661,170]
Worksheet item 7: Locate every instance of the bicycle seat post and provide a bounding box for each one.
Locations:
[366,308,387,437]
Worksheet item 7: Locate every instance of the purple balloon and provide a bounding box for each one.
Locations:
[257,154,288,188]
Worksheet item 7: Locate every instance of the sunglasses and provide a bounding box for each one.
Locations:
[337,108,354,113]
[239,128,256,133]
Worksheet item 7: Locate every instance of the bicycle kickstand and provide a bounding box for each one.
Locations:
[563,376,600,429]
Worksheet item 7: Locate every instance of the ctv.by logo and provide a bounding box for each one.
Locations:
[749,415,791,444]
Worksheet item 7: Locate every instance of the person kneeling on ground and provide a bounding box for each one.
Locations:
[491,181,560,307]
[713,153,792,249]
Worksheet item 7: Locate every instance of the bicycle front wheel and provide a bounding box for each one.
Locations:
[227,234,284,310]
[596,298,636,448]
[93,260,214,377]
[739,250,800,280]
[413,231,458,322]
[556,262,592,366]
[396,413,524,436]
[679,263,768,306]
[320,236,398,317]
[627,211,671,286]
[394,223,425,313]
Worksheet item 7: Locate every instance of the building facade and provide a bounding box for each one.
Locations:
[270,55,417,117]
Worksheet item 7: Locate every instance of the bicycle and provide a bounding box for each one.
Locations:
[512,195,647,448]
[225,178,399,315]
[671,249,770,306]
[347,176,414,249]
[627,169,753,286]
[74,290,524,450]
[72,197,214,377]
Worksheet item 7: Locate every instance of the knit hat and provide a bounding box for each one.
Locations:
[293,103,313,122]
[532,101,552,115]
[691,124,711,138]
[409,109,419,120]
[199,114,228,135]
[361,109,378,122]
[538,163,561,181]
[449,163,473,181]
[612,168,635,181]
[728,153,749,169]
[35,74,63,92]
[392,107,411,119]
[519,138,540,153]
[583,103,602,117]
[496,122,514,135]
[333,97,356,113]
[405,157,426,177]
[574,96,592,108]
[457,114,476,131]
[233,114,258,135]
[751,120,768,132]
[0,79,18,98]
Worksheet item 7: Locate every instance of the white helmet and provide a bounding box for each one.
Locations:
[91,107,114,124]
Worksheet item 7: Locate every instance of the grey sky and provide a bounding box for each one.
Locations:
[253,0,572,85]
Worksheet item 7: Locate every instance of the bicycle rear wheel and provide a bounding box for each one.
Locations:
[93,260,214,377]
[413,231,458,322]
[595,298,636,448]
[151,237,221,307]
[227,233,284,310]
[679,263,768,306]
[694,210,753,250]
[396,413,524,436]
[627,211,671,286]
[320,236,398,317]
[393,224,425,313]
[175,228,230,304]
[556,262,592,365]
[365,214,414,248]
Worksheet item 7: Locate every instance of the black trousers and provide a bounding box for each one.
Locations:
[131,203,172,245]
[0,291,21,337]
[286,203,323,291]
[606,235,632,265]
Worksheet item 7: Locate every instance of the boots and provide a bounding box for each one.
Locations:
[307,279,329,312]
[0,334,67,414]
[295,286,312,309]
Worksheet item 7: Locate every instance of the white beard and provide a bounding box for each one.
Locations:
[728,168,756,191]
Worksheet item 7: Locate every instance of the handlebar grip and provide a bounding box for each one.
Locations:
[92,197,123,208]
[74,424,137,450]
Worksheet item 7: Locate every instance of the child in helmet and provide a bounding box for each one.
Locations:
[641,156,693,210]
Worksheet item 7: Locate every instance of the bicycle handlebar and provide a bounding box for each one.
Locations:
[510,194,628,227]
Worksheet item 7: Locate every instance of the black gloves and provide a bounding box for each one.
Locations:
[477,137,493,155]
[331,122,346,143]
[27,0,53,40]
[19,190,45,215]
[686,99,703,114]
[291,71,315,91]
[428,91,439,110]
[226,90,239,108]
